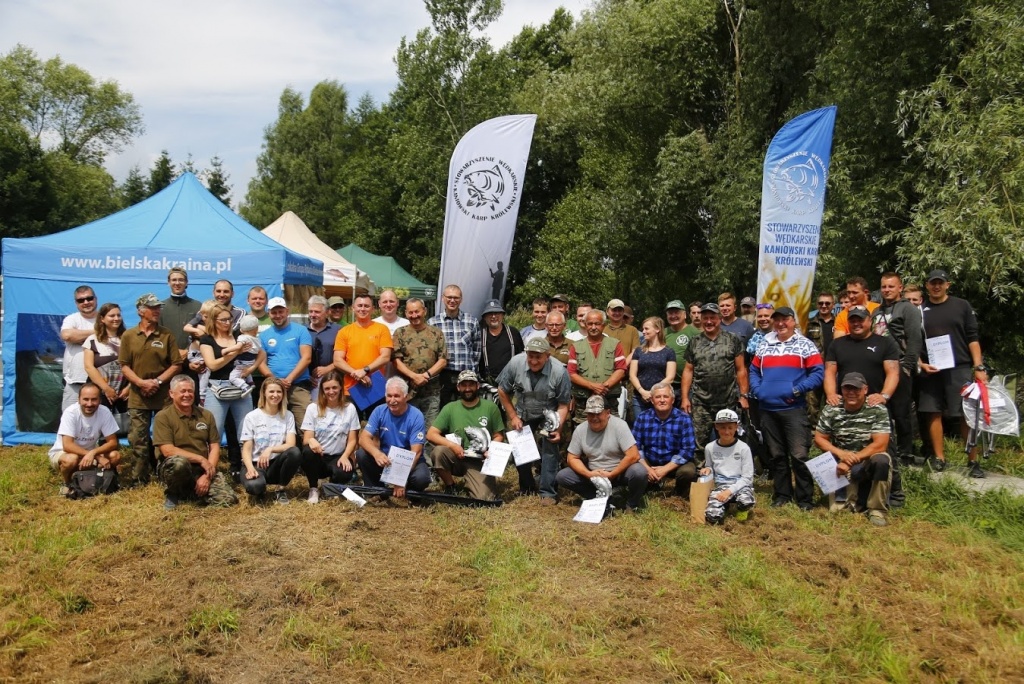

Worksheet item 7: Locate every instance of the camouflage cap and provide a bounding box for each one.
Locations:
[136,293,162,308]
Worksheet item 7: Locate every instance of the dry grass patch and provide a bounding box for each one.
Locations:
[0,444,1022,682]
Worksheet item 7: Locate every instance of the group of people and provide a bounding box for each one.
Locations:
[49,267,986,525]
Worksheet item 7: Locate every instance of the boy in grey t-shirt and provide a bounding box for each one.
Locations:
[701,408,756,524]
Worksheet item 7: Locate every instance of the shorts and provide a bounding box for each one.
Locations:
[49,450,67,468]
[917,365,972,418]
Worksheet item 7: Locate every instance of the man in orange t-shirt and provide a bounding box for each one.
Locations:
[333,294,393,395]
[833,276,879,339]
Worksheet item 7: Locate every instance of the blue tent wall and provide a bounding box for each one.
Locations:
[1,173,322,445]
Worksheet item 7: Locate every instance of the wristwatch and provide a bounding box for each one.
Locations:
[880,392,891,401]
[155,378,163,386]
[363,366,371,374]
[973,364,987,372]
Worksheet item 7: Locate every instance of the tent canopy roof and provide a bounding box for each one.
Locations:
[337,243,435,299]
[262,212,373,293]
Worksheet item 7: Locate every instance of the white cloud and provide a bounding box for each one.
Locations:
[1,0,588,203]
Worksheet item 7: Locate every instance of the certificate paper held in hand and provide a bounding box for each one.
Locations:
[508,425,541,465]
[805,452,849,495]
[481,441,513,477]
[380,446,416,488]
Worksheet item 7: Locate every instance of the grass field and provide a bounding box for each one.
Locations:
[1,441,1023,683]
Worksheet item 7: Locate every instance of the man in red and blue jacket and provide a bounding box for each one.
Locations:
[749,306,824,510]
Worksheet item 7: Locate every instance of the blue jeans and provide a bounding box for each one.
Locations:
[555,463,648,508]
[356,449,432,491]
[204,381,253,469]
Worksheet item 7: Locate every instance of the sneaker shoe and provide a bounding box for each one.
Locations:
[797,502,814,512]
[735,509,750,522]
[867,510,887,527]
[163,495,179,510]
[539,497,556,506]
[771,498,790,508]
[59,484,71,498]
[968,461,986,479]
[241,385,254,397]
[928,456,947,472]
[230,469,241,484]
[443,485,460,496]
[307,488,320,504]
[274,490,290,505]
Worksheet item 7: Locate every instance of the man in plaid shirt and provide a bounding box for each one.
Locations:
[631,383,699,498]
[429,284,482,406]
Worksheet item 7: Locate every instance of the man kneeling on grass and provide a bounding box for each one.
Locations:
[700,409,755,525]
[813,372,892,527]
[427,370,506,501]
[153,375,238,510]
[48,383,121,495]
[555,395,648,512]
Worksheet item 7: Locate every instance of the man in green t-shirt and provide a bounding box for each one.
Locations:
[665,299,700,394]
[427,370,506,500]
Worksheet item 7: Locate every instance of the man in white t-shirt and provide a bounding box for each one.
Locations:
[556,395,648,511]
[373,289,409,335]
[61,285,99,410]
[48,383,121,490]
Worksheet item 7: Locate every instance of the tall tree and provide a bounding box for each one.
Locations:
[147,150,176,196]
[119,164,147,207]
[205,156,232,206]
[0,44,143,165]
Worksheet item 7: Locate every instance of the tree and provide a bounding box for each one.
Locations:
[147,150,176,196]
[893,0,1024,361]
[205,156,232,206]
[0,119,54,237]
[0,44,143,165]
[119,164,147,207]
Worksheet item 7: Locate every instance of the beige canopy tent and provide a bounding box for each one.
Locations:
[261,212,375,302]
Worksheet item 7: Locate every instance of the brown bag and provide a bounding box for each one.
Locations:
[690,476,714,524]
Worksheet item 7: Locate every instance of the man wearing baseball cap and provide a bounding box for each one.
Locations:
[664,300,699,397]
[556,395,647,512]
[258,297,313,432]
[918,269,988,477]
[327,296,348,324]
[604,298,640,359]
[428,370,506,500]
[119,293,183,485]
[479,299,524,385]
[814,372,893,526]
[497,336,571,502]
[749,305,824,510]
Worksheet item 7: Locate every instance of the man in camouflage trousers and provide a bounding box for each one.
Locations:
[680,303,749,454]
[813,372,892,527]
[152,375,238,510]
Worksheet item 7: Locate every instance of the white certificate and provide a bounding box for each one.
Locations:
[380,446,416,488]
[508,425,541,465]
[481,441,513,477]
[341,488,367,507]
[806,452,850,495]
[573,497,609,524]
[926,334,955,370]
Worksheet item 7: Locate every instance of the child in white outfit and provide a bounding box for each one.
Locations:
[230,315,262,395]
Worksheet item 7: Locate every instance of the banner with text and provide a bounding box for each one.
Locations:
[756,106,837,332]
[437,114,537,318]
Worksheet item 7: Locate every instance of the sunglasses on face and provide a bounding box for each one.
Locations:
[818,301,833,307]
[76,296,95,303]
[755,303,773,310]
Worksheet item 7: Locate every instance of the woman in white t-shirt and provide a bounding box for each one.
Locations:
[240,378,302,503]
[300,370,360,504]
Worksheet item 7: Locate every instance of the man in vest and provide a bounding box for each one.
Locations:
[568,309,627,425]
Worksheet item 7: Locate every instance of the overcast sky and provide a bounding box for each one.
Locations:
[1,0,587,205]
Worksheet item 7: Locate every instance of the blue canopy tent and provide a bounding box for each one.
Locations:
[1,173,323,445]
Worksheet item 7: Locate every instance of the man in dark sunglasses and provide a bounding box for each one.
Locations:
[61,285,99,410]
[805,292,836,427]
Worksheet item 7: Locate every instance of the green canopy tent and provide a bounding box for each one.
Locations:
[336,244,436,300]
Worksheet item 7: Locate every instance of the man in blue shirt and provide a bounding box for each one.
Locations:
[632,383,699,498]
[258,297,313,433]
[357,377,431,498]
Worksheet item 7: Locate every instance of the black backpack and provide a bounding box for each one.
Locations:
[66,468,120,499]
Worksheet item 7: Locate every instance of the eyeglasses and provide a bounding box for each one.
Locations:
[216,317,233,323]
[76,296,95,303]
[444,296,462,301]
